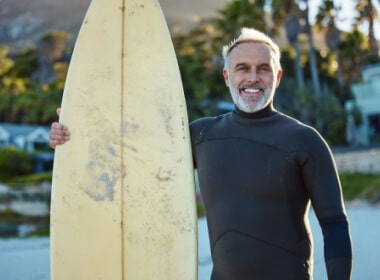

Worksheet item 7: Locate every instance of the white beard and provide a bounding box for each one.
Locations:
[229,84,274,113]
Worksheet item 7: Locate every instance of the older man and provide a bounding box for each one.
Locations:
[50,27,352,280]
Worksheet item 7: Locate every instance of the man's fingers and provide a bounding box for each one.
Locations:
[49,121,70,149]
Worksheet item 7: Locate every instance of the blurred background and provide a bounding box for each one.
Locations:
[0,0,379,279]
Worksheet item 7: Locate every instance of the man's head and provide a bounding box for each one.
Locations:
[222,27,282,113]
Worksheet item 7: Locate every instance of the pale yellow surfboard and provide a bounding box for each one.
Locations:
[50,0,198,279]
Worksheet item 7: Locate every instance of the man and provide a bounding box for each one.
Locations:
[50,27,352,279]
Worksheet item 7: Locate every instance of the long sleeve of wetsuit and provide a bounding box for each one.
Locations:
[320,214,352,280]
[297,127,353,279]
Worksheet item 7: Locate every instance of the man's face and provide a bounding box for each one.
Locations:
[223,41,282,113]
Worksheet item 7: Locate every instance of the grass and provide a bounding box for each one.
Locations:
[340,172,380,202]
[3,172,52,184]
[0,209,49,225]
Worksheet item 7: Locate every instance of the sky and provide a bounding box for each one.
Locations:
[309,0,380,39]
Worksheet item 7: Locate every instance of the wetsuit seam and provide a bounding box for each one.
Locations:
[288,149,317,201]
[211,229,308,259]
[196,136,290,156]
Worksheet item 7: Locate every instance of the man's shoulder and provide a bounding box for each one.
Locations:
[277,112,317,133]
[276,112,328,150]
[190,113,231,143]
[190,112,231,129]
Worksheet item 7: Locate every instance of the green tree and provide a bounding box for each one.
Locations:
[339,28,370,86]
[355,0,379,54]
[277,0,305,88]
[316,0,344,87]
[174,0,270,120]
[0,148,33,181]
[173,21,226,120]
[215,0,268,38]
[0,45,14,76]
[35,31,72,84]
[6,47,39,79]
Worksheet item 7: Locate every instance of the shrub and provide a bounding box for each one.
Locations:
[0,148,33,181]
[340,172,380,202]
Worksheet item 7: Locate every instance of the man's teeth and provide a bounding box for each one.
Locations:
[243,88,261,93]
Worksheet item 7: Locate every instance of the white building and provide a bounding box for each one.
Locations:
[0,123,50,152]
[348,64,380,146]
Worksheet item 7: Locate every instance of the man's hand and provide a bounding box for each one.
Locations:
[49,108,70,149]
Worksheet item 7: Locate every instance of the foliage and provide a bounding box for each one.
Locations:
[215,0,267,37]
[338,28,377,85]
[39,31,72,62]
[0,30,70,125]
[0,85,63,124]
[340,172,380,202]
[5,172,52,184]
[0,148,33,181]
[7,47,39,78]
[173,23,227,120]
[0,0,379,145]
[28,219,50,237]
[0,209,25,224]
[0,208,50,236]
[0,45,14,75]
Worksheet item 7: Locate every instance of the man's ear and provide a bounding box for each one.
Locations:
[223,69,229,87]
[275,69,283,88]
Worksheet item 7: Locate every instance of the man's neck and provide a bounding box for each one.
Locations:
[233,103,276,119]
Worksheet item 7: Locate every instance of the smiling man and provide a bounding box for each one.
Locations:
[50,27,353,280]
[222,29,282,114]
[190,28,352,279]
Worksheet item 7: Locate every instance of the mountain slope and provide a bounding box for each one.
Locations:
[0,0,230,51]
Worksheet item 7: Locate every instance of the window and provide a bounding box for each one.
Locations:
[368,114,380,143]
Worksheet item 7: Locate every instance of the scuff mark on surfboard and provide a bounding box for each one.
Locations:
[159,108,175,138]
[121,121,139,135]
[120,121,139,153]
[155,168,174,182]
[126,3,148,17]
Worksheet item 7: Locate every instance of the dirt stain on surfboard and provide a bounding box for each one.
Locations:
[84,141,126,202]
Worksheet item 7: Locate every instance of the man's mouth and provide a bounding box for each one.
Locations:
[239,84,264,95]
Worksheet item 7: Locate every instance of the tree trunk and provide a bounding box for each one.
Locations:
[367,0,378,54]
[285,12,305,88]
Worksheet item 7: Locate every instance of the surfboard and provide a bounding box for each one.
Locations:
[50,0,198,279]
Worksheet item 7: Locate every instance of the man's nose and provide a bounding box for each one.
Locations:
[247,71,260,83]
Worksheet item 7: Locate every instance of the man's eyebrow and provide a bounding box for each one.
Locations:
[234,62,271,69]
[258,62,271,68]
[234,62,249,69]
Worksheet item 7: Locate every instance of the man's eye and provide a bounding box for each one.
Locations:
[237,66,248,71]
[259,66,271,72]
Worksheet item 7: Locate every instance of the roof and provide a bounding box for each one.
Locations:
[0,123,49,137]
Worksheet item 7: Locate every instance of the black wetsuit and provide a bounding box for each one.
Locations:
[190,105,352,280]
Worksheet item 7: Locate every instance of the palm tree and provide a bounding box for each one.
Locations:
[215,0,267,39]
[355,0,379,54]
[316,0,344,87]
[272,0,306,88]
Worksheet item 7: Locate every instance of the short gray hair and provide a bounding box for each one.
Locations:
[222,27,282,71]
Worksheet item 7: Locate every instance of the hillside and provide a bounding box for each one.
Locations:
[0,0,230,51]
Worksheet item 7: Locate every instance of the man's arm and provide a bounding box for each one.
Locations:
[319,214,353,280]
[296,126,353,279]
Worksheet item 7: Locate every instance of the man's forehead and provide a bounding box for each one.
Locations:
[229,42,272,63]
[230,41,271,55]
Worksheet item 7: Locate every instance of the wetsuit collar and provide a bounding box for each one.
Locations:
[233,103,277,119]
